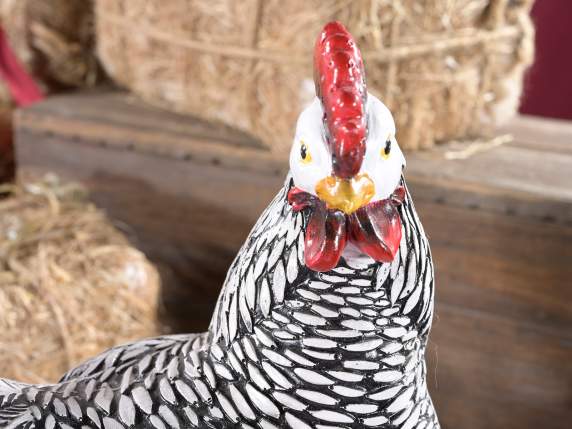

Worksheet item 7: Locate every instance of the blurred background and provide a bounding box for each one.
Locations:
[0,1,570,428]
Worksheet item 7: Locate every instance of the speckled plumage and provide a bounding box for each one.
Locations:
[0,177,439,429]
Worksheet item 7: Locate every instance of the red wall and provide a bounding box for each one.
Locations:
[520,1,572,120]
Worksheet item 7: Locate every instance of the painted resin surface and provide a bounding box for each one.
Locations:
[0,22,439,429]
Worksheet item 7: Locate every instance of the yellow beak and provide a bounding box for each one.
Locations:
[315,173,375,214]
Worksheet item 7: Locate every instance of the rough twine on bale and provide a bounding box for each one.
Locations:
[0,176,159,383]
[95,0,534,153]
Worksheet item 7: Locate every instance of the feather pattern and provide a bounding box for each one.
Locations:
[0,176,438,428]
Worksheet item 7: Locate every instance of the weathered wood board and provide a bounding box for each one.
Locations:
[14,90,572,428]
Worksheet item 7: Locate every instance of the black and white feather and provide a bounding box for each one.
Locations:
[0,177,438,429]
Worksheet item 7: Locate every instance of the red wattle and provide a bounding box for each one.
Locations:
[287,186,319,212]
[288,186,406,271]
[348,199,402,263]
[304,204,347,272]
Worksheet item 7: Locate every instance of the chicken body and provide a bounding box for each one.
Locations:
[0,179,439,428]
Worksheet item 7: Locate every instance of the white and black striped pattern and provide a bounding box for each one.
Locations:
[0,177,439,428]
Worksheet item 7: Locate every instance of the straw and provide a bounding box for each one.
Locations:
[0,175,159,383]
[95,0,534,153]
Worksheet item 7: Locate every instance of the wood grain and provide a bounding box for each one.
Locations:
[427,302,572,428]
[14,90,572,428]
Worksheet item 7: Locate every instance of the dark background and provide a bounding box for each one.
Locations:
[520,0,572,120]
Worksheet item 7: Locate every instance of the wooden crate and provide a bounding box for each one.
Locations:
[15,90,572,428]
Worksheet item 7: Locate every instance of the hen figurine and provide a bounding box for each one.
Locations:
[0,22,439,429]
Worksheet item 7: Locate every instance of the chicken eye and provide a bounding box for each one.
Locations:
[381,137,392,160]
[300,141,312,164]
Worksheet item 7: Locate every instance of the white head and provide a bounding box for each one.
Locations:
[289,93,406,212]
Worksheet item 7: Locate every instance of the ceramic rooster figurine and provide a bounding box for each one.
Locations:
[0,22,439,428]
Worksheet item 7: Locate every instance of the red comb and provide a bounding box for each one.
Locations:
[314,22,367,179]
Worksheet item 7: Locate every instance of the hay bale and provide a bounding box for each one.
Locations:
[0,0,99,101]
[95,0,534,153]
[0,176,160,383]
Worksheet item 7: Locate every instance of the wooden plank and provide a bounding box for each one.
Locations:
[406,143,572,224]
[417,199,572,336]
[427,302,572,429]
[16,90,283,176]
[499,114,572,155]
[16,90,572,225]
[27,89,264,150]
[408,175,571,229]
